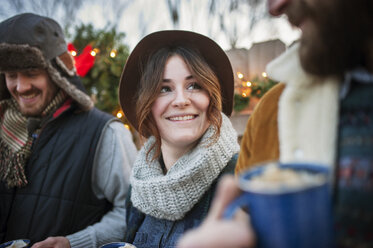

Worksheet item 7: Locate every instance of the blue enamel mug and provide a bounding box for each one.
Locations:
[224,162,334,248]
[0,240,30,248]
[100,242,136,248]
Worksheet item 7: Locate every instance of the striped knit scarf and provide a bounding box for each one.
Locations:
[0,90,66,188]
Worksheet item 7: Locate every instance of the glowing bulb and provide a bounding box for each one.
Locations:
[70,51,77,56]
[242,92,247,97]
[246,81,252,87]
[116,112,123,118]
[262,72,268,78]
[124,124,130,130]
[110,49,117,58]
[91,48,100,57]
[237,72,243,79]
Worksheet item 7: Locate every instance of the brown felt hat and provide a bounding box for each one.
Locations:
[119,30,234,131]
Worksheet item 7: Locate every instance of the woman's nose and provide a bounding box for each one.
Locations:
[172,89,192,107]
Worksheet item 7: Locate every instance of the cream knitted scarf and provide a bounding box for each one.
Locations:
[266,43,340,167]
[130,113,240,221]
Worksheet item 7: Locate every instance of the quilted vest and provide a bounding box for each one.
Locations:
[0,107,114,245]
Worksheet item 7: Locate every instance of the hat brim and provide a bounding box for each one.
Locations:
[119,30,234,131]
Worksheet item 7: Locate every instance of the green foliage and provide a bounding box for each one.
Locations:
[234,94,250,112]
[69,23,130,114]
[234,76,278,112]
[250,76,278,98]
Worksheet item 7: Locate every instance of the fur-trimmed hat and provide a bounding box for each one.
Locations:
[119,30,234,131]
[0,13,93,110]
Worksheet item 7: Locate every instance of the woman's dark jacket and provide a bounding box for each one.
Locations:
[124,154,237,248]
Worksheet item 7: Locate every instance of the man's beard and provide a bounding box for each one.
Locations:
[297,0,373,78]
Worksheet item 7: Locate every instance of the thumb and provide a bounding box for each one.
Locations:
[207,175,242,220]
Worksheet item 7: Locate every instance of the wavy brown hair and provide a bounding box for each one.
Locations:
[136,46,223,161]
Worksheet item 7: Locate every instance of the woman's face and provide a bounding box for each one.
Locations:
[151,54,210,151]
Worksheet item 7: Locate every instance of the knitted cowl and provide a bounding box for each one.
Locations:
[130,113,240,221]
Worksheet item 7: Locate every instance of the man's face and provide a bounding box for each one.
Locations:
[268,0,373,77]
[5,69,58,116]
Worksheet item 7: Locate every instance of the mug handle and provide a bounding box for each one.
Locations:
[223,194,249,219]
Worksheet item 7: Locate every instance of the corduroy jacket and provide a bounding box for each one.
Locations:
[235,83,283,173]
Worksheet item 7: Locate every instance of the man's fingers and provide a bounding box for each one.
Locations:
[178,217,255,248]
[207,175,242,220]
[31,237,70,248]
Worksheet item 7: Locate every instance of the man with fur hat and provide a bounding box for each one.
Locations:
[0,13,137,248]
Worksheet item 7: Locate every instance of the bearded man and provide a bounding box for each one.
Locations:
[178,0,373,247]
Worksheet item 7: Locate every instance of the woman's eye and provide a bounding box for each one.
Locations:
[187,82,202,90]
[160,86,171,93]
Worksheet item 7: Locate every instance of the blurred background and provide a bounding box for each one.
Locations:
[0,0,300,142]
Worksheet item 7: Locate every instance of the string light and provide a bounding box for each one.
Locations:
[68,45,120,59]
[90,48,100,57]
[124,124,130,130]
[241,81,252,87]
[237,72,244,79]
[110,49,117,58]
[262,72,268,78]
[116,111,123,118]
[240,86,252,98]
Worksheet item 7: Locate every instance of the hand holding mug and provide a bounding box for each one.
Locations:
[224,162,333,248]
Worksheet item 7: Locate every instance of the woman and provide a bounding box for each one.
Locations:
[118,30,240,248]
